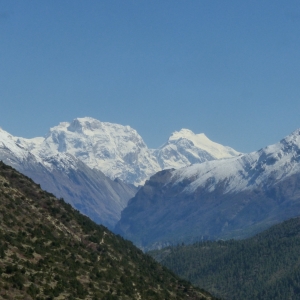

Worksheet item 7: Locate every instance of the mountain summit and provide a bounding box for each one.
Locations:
[17,117,160,186]
[170,128,300,195]
[16,117,240,186]
[155,128,239,170]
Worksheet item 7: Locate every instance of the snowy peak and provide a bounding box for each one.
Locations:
[154,128,240,171]
[3,118,240,186]
[65,117,139,138]
[279,128,300,152]
[0,128,36,163]
[166,128,240,159]
[167,128,300,196]
[168,128,207,142]
[32,117,159,186]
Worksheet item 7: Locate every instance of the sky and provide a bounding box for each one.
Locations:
[1,1,300,153]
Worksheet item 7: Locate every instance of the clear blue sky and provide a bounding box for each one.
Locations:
[1,0,300,152]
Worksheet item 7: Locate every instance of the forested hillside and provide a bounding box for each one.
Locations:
[0,161,216,300]
[150,217,300,300]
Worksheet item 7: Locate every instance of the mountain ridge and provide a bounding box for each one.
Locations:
[171,128,300,194]
[0,117,239,228]
[0,160,216,299]
[115,128,300,249]
[0,127,137,229]
[13,117,240,186]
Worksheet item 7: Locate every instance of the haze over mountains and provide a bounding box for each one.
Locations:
[0,117,238,229]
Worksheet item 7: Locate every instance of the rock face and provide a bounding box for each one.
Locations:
[115,129,300,249]
[0,128,136,229]
[15,117,240,186]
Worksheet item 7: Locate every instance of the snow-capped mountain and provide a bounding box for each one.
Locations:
[15,117,160,186]
[115,129,300,249]
[15,117,240,186]
[0,128,40,164]
[172,128,300,194]
[0,117,239,228]
[155,129,240,170]
[0,127,137,229]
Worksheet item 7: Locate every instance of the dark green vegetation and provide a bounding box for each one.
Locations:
[0,161,216,299]
[149,217,300,300]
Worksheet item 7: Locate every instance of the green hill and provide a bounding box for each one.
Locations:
[0,161,216,300]
[149,217,300,299]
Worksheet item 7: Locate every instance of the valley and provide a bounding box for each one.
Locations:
[2,2,298,299]
[2,117,300,298]
[0,117,239,229]
[149,217,300,300]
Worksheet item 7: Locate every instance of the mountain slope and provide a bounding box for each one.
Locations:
[15,117,240,186]
[0,128,137,229]
[169,128,300,194]
[115,129,300,249]
[149,217,300,300]
[0,161,216,299]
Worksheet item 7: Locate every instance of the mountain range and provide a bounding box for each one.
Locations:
[0,117,238,229]
[115,128,300,249]
[2,116,300,298]
[14,117,240,186]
